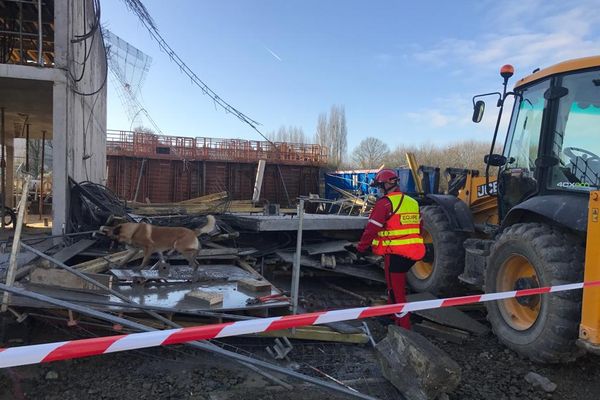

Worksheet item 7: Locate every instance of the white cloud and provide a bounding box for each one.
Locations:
[406,94,473,129]
[413,0,600,72]
[406,0,600,138]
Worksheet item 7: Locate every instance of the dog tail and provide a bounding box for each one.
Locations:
[194,215,218,237]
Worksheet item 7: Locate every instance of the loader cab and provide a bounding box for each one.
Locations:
[475,57,600,226]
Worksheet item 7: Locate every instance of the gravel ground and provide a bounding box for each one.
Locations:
[1,276,599,400]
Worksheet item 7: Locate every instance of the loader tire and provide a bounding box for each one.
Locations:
[485,223,585,363]
[407,205,466,295]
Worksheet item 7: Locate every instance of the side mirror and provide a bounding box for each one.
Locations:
[484,153,507,167]
[472,100,485,123]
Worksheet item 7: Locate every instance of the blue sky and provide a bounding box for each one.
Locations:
[101,0,600,152]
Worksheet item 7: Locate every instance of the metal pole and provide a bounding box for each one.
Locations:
[202,160,206,195]
[0,284,376,400]
[1,175,30,312]
[291,198,305,315]
[25,124,30,173]
[1,108,5,229]
[37,0,43,65]
[38,130,45,219]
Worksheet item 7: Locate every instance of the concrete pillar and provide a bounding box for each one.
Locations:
[5,135,14,208]
[52,81,67,236]
[51,0,68,235]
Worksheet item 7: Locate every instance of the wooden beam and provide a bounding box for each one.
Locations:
[177,191,228,205]
[29,268,113,293]
[237,278,272,292]
[1,175,31,312]
[252,160,266,203]
[258,325,368,344]
[74,250,143,274]
[185,289,223,306]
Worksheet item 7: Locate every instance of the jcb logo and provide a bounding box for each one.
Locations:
[401,214,419,224]
[477,181,498,198]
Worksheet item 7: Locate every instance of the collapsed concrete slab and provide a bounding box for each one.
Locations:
[375,326,461,400]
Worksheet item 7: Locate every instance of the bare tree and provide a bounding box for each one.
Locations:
[315,112,329,151]
[314,105,348,168]
[267,125,307,144]
[351,137,390,169]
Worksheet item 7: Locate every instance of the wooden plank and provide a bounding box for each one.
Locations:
[51,239,97,263]
[178,191,228,205]
[237,278,271,292]
[74,250,143,274]
[236,259,265,280]
[413,320,470,344]
[407,292,490,336]
[185,289,223,306]
[29,268,113,293]
[2,175,31,312]
[252,160,266,203]
[258,325,368,344]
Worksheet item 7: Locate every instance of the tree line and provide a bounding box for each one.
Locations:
[350,137,496,174]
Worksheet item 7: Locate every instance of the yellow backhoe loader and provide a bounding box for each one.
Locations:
[407,56,600,363]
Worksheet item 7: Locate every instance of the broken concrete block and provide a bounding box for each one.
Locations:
[237,278,271,292]
[375,326,461,400]
[525,372,557,393]
[185,289,223,306]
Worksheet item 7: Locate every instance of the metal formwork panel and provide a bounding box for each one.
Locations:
[107,156,321,204]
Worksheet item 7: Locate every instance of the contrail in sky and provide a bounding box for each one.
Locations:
[264,46,282,62]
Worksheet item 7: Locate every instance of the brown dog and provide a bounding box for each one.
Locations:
[99,215,217,280]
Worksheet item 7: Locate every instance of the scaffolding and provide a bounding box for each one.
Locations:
[107,130,329,166]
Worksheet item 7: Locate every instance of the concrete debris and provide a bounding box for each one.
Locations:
[375,326,461,400]
[45,371,59,380]
[524,372,557,393]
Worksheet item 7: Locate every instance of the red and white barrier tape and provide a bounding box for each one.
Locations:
[2,280,600,368]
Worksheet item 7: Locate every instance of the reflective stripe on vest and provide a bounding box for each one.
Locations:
[372,237,424,246]
[371,192,425,258]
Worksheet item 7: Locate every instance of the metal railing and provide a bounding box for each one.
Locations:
[106,130,328,165]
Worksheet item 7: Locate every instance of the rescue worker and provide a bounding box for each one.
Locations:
[355,169,425,329]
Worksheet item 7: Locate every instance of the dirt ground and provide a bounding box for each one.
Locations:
[1,276,600,400]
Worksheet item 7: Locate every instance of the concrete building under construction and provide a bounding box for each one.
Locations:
[0,0,107,234]
[106,130,328,205]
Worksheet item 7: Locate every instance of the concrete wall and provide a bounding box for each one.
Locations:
[53,0,107,233]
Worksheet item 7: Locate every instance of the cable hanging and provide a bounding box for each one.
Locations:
[119,0,276,145]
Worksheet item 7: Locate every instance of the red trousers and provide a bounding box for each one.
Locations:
[385,255,412,329]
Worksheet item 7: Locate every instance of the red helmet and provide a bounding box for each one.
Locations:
[371,169,398,187]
